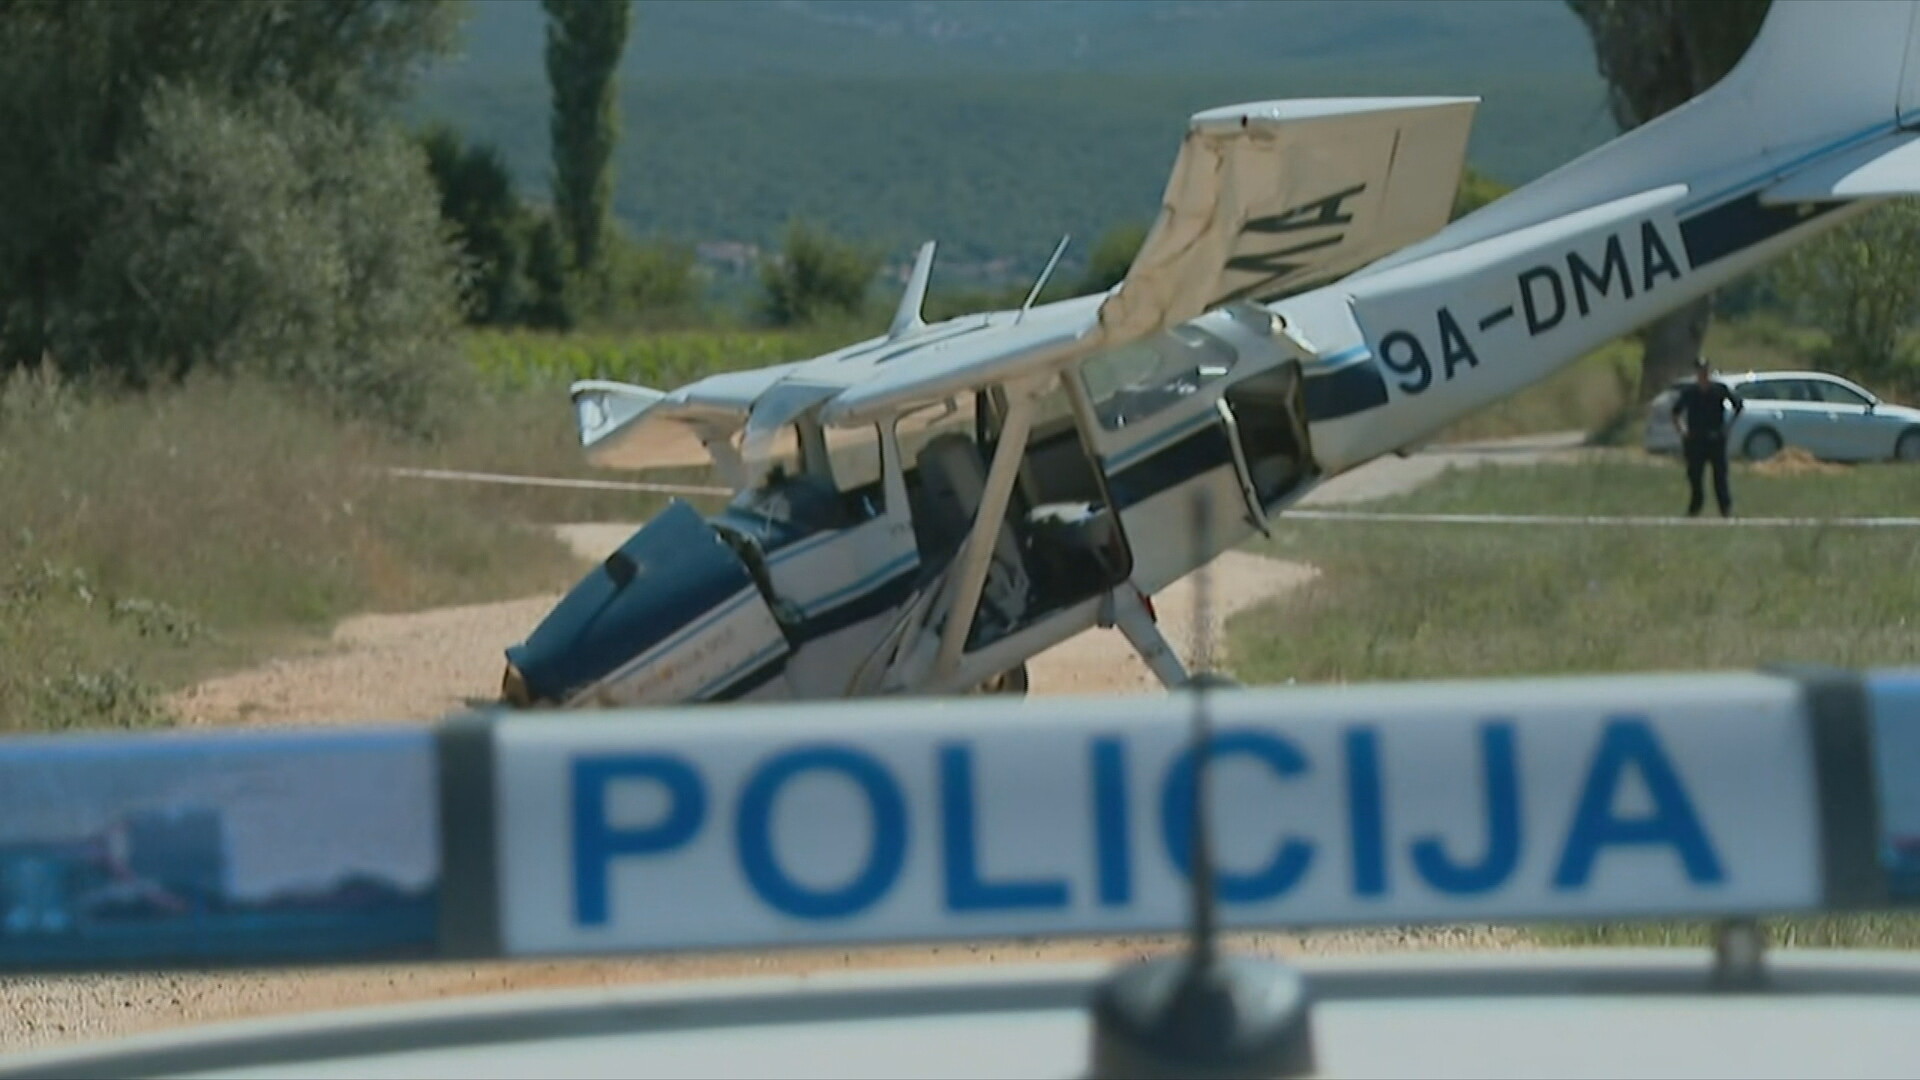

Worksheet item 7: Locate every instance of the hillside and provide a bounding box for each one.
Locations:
[409,0,1615,276]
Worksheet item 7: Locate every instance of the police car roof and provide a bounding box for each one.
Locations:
[0,665,1917,1077]
[11,950,1920,1078]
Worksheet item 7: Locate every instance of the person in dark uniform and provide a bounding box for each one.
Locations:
[1669,358,1745,517]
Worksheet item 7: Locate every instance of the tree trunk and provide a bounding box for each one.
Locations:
[1636,294,1713,402]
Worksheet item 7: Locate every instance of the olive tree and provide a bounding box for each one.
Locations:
[1771,200,1920,395]
[1564,0,1772,401]
[66,86,469,434]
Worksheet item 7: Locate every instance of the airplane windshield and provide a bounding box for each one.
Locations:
[724,463,851,533]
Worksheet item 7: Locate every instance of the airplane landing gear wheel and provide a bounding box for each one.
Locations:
[501,663,531,707]
[974,663,1030,696]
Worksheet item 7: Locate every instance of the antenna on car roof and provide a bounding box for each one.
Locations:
[1014,234,1070,325]
[1087,490,1316,1079]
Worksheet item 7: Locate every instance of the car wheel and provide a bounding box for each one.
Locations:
[1897,428,1920,463]
[1742,428,1783,461]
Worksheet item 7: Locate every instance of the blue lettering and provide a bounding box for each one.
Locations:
[571,755,705,927]
[1092,737,1132,907]
[1161,730,1314,902]
[1411,723,1522,894]
[1553,717,1724,888]
[1345,728,1387,897]
[940,745,1069,912]
[737,745,908,919]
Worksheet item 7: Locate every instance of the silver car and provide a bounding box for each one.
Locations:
[1644,370,1920,462]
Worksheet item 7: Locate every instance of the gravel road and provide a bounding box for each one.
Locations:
[5,436,1575,1054]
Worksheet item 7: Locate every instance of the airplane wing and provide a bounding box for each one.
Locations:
[579,97,1479,463]
[1093,96,1479,346]
[827,97,1480,426]
[571,365,807,470]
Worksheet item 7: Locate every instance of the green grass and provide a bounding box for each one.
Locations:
[1237,460,1920,684]
[1229,458,1920,947]
[1377,455,1908,519]
[0,369,584,733]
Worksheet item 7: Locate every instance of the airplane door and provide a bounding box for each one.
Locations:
[1219,361,1315,513]
[1214,398,1272,538]
[1080,325,1315,596]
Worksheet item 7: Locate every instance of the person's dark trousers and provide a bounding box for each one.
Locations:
[1683,433,1732,516]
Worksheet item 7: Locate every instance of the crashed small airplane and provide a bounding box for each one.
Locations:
[502,0,1920,708]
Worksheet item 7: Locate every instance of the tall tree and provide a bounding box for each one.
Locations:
[420,125,530,325]
[1565,0,1771,401]
[542,0,631,276]
[1772,201,1920,396]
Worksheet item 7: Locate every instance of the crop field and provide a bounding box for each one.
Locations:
[462,324,877,391]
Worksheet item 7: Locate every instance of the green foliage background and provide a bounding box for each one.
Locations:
[410,1,1617,272]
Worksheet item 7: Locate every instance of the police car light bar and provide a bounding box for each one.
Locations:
[0,665,1914,973]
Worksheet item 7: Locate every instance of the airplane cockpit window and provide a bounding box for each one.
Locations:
[726,424,856,536]
[894,394,980,463]
[1081,325,1239,431]
[823,423,886,520]
[730,463,844,525]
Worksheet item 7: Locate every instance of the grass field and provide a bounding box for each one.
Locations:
[1236,458,1920,683]
[0,369,582,733]
[1229,456,1920,946]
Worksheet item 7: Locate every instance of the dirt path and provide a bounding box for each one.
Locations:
[1299,430,1605,506]
[7,436,1577,1054]
[166,534,1312,730]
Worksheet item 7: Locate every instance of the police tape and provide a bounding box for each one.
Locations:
[0,667,1915,972]
[1284,510,1920,528]
[382,466,730,498]
[379,468,1920,527]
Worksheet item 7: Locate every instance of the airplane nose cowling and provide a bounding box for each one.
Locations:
[503,500,767,706]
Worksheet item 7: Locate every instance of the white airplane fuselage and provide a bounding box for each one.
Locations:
[505,177,1875,709]
[505,0,1920,709]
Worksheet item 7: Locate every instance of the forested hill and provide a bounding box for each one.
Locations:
[409,0,1616,273]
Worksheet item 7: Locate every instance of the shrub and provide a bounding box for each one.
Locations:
[758,219,881,327]
[59,85,472,435]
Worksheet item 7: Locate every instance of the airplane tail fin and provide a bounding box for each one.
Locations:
[1360,0,1920,276]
